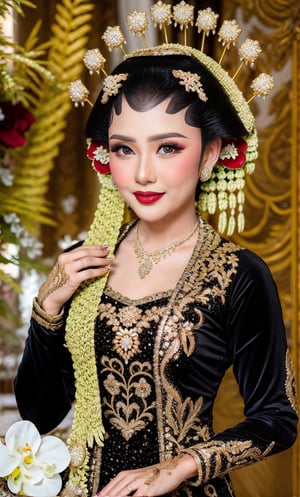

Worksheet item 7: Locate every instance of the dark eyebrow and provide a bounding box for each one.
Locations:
[148,132,188,141]
[109,134,135,142]
[109,132,188,142]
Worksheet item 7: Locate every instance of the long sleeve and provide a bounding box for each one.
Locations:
[14,299,75,434]
[180,249,298,485]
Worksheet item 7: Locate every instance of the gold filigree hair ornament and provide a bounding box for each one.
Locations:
[64,4,275,497]
[172,69,208,102]
[101,73,129,104]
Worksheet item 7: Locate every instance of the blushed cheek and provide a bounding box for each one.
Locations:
[169,152,200,185]
[110,162,130,188]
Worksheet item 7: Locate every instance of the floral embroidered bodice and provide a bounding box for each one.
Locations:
[95,287,171,487]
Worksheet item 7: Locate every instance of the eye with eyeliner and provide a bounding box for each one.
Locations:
[158,142,184,154]
[110,143,134,156]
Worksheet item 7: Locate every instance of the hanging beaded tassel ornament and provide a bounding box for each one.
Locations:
[65,3,274,496]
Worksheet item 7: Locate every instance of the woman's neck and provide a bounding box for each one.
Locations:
[135,212,199,251]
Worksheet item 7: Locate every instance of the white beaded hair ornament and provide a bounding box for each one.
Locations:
[64,4,274,497]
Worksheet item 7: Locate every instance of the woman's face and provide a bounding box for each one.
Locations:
[108,97,205,224]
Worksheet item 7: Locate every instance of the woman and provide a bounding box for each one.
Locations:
[14,49,297,497]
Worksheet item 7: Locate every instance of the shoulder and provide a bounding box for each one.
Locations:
[236,248,275,285]
[199,219,275,288]
[225,246,280,312]
[203,220,271,273]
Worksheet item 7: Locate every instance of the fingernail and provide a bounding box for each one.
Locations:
[100,245,109,252]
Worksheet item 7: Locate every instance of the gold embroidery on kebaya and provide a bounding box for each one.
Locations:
[152,222,243,467]
[114,327,141,363]
[183,439,275,486]
[88,445,102,497]
[161,315,196,359]
[285,351,298,413]
[160,322,211,454]
[103,373,121,395]
[106,283,172,305]
[32,297,64,332]
[99,220,258,493]
[135,377,152,398]
[166,391,210,448]
[204,484,218,497]
[98,301,166,364]
[101,356,156,441]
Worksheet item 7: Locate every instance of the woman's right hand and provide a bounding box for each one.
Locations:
[37,245,112,315]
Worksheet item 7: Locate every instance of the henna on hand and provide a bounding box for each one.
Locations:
[38,263,69,305]
[144,455,182,485]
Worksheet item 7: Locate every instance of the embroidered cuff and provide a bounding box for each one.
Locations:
[32,297,64,332]
[181,439,274,486]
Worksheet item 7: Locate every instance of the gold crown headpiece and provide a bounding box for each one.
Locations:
[69,1,274,237]
[69,3,274,109]
[64,6,275,497]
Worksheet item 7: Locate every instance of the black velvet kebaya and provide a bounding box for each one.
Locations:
[15,219,297,497]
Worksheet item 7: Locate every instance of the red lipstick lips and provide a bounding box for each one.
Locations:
[133,191,165,204]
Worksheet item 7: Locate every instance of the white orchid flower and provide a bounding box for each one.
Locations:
[0,420,70,497]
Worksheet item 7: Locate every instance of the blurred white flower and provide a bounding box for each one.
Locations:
[10,223,24,237]
[19,232,34,248]
[20,233,43,259]
[77,231,88,240]
[0,420,70,497]
[58,231,87,251]
[57,234,77,250]
[4,214,24,237]
[4,213,19,224]
[61,195,77,214]
[0,354,17,370]
[0,243,19,278]
[0,166,14,186]
[27,240,43,259]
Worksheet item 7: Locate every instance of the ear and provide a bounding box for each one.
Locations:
[199,137,222,176]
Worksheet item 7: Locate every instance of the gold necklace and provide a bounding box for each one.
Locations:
[134,218,199,279]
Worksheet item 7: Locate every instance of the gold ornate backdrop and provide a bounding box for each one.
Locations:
[16,0,299,495]
[213,1,299,496]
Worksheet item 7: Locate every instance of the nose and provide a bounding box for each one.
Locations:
[134,152,156,185]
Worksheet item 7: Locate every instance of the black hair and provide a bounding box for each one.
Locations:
[85,54,248,151]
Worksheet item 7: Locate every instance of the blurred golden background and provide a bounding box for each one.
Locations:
[0,1,299,495]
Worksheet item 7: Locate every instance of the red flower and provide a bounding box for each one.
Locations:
[0,101,36,148]
[86,140,110,174]
[218,137,248,169]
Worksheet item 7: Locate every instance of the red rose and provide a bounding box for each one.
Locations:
[87,140,111,174]
[0,101,36,148]
[218,137,248,169]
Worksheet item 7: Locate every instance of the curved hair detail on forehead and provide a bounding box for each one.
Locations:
[85,54,248,149]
